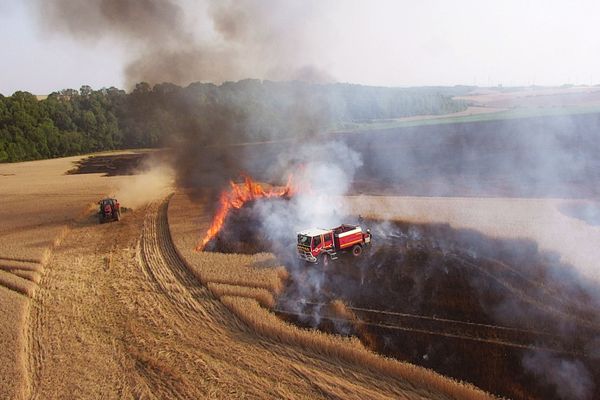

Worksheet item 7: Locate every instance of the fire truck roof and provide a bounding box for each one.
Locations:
[297,228,330,237]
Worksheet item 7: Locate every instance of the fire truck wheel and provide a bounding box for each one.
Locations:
[352,245,363,257]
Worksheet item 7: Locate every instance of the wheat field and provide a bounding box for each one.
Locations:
[0,155,122,399]
[9,153,594,398]
[0,151,169,399]
[1,154,484,399]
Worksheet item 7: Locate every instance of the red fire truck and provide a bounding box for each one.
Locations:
[297,224,372,266]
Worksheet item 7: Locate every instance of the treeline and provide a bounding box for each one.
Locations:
[0,80,469,162]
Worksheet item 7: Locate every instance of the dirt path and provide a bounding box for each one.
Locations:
[25,197,456,400]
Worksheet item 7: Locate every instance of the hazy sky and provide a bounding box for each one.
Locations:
[2,0,600,95]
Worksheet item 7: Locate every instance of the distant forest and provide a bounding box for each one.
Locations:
[0,80,469,162]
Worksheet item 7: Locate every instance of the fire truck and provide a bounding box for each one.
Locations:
[297,224,372,266]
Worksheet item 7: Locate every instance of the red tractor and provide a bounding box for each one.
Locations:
[297,224,372,266]
[98,198,121,224]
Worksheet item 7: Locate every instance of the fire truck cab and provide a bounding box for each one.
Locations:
[297,224,372,265]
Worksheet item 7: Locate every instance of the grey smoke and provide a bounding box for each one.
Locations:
[522,350,595,400]
[30,2,600,396]
[33,0,330,87]
[257,140,363,238]
[34,0,186,42]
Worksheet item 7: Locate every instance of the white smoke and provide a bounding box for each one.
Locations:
[258,140,362,240]
[251,140,362,325]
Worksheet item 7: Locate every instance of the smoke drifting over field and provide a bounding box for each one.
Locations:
[202,112,600,399]
[33,0,329,87]
[30,2,600,398]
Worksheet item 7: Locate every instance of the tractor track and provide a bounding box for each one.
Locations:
[115,197,230,399]
[27,197,224,399]
[137,197,224,332]
[367,234,600,336]
[397,240,600,331]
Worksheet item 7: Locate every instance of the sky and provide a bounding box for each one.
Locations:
[1,0,600,95]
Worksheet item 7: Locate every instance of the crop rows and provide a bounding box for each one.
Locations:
[0,256,43,298]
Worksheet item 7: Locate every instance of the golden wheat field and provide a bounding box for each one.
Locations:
[0,152,169,399]
[0,154,118,399]
[6,153,599,399]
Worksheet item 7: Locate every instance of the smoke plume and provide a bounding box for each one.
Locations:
[30,2,600,398]
[32,0,331,87]
[31,0,340,205]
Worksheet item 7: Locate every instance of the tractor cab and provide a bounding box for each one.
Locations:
[98,197,121,224]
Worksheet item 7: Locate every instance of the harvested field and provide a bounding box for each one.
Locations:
[455,86,600,109]
[22,193,492,399]
[0,287,29,399]
[0,155,120,399]
[0,152,172,399]
[1,151,493,399]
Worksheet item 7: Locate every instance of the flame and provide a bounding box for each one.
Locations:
[196,175,293,251]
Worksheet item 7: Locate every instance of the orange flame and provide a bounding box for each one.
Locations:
[196,175,293,251]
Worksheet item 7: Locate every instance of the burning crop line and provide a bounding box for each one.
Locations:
[196,174,294,251]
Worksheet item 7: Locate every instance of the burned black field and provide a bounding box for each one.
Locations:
[287,220,600,400]
[206,204,600,400]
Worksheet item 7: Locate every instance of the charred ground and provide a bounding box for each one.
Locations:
[205,202,600,400]
[67,151,169,176]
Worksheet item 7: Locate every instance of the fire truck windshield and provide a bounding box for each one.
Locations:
[297,235,311,246]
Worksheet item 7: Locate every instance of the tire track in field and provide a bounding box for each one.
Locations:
[26,196,244,400]
[129,197,231,398]
[138,198,219,324]
[276,300,586,357]
[478,255,598,321]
